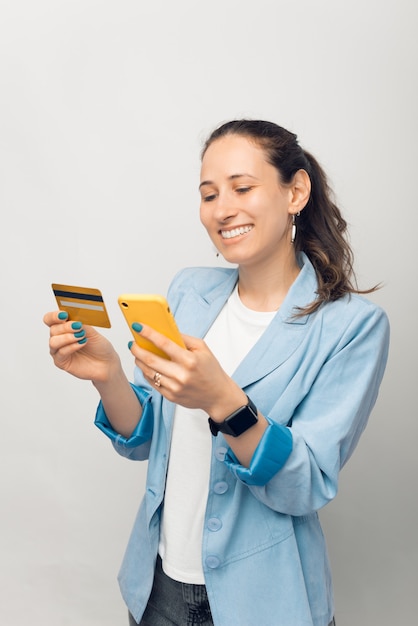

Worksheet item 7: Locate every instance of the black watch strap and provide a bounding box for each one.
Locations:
[208,396,258,437]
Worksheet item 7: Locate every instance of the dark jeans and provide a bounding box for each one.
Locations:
[130,556,212,626]
[128,556,336,626]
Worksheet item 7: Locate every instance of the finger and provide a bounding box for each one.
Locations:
[50,335,88,360]
[49,319,85,338]
[131,322,187,361]
[128,341,182,395]
[43,310,69,328]
[49,322,88,354]
[180,333,205,351]
[50,332,84,355]
[131,341,173,379]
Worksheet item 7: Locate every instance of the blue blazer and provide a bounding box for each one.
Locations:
[96,253,390,626]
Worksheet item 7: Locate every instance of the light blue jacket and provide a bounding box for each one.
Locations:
[95,253,389,626]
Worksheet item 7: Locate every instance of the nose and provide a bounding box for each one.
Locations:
[212,190,238,223]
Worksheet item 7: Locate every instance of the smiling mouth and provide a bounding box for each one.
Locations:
[220,225,253,239]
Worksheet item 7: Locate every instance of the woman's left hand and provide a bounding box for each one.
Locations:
[131,323,269,467]
[129,323,247,419]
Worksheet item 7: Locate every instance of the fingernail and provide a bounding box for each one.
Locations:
[128,340,134,350]
[74,330,85,339]
[132,323,143,333]
[71,321,82,330]
[58,311,68,320]
[78,337,87,345]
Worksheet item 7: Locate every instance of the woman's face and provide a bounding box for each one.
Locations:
[199,134,296,269]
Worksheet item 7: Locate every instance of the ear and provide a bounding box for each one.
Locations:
[288,169,311,214]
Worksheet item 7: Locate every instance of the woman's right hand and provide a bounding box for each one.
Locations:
[43,311,121,383]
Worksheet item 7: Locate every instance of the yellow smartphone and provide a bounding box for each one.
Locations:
[118,294,185,359]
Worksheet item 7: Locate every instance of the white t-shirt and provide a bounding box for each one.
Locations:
[159,285,276,584]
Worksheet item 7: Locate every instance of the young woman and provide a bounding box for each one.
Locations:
[44,120,390,626]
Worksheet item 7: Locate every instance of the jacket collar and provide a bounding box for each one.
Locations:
[176,253,318,389]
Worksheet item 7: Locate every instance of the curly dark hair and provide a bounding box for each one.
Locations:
[202,119,378,314]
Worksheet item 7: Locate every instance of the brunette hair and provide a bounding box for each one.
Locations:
[202,119,377,314]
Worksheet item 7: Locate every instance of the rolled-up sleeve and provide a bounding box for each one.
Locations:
[246,304,389,516]
[94,383,154,448]
[224,418,293,486]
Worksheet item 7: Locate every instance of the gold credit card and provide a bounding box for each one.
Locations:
[52,284,111,328]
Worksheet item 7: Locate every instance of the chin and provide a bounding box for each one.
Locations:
[220,252,248,266]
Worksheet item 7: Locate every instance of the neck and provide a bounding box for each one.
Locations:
[237,250,301,312]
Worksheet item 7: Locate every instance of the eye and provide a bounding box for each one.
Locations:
[202,193,217,202]
[236,186,252,194]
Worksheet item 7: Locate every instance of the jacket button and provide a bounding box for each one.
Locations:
[205,555,221,569]
[215,447,228,461]
[213,481,228,495]
[207,517,222,532]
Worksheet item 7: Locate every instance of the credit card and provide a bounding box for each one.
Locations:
[52,284,111,328]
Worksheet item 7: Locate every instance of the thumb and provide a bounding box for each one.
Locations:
[181,333,206,352]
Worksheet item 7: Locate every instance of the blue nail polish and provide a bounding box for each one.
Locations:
[132,323,143,333]
[128,340,134,350]
[58,311,68,320]
[71,321,82,330]
[78,337,87,345]
[74,330,85,339]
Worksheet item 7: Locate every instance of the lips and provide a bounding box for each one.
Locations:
[220,225,253,239]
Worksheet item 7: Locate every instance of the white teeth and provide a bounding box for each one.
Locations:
[221,225,253,239]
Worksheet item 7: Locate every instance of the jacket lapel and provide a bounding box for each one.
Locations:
[174,268,239,338]
[174,254,318,391]
[233,255,318,388]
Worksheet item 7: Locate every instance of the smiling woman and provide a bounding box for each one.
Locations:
[200,120,363,314]
[44,119,389,626]
[199,131,312,310]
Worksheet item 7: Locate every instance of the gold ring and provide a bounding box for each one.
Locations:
[153,372,162,387]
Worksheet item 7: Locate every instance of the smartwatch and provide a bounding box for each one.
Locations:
[208,396,258,437]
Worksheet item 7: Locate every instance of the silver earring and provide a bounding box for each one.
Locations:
[291,212,300,244]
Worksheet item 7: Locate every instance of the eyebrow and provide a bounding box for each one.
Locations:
[199,173,258,190]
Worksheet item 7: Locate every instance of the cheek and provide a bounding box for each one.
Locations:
[199,206,206,226]
[199,205,212,229]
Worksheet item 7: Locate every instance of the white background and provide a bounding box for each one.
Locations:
[0,1,416,624]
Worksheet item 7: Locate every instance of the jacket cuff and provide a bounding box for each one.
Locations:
[94,384,154,448]
[224,418,293,486]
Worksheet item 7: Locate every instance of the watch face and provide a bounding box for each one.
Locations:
[224,404,258,436]
[208,397,258,437]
